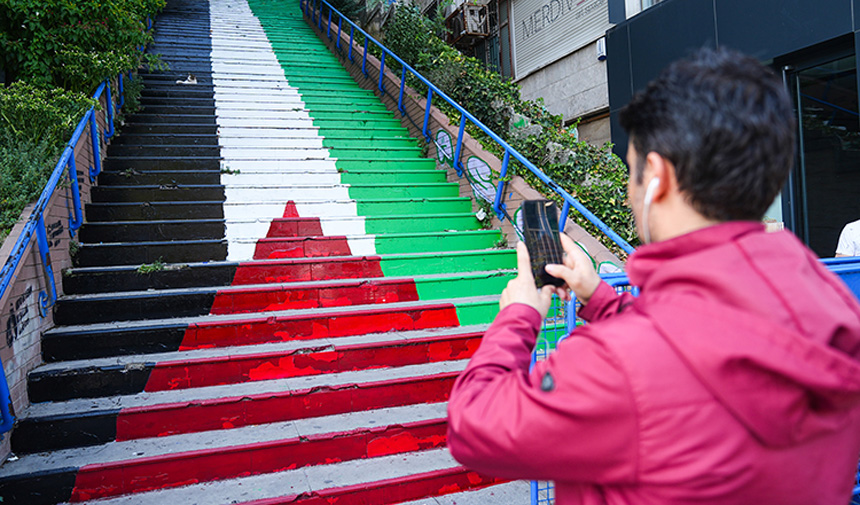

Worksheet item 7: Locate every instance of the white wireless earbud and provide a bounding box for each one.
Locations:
[641,177,660,245]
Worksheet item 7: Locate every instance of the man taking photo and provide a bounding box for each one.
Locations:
[447,48,860,504]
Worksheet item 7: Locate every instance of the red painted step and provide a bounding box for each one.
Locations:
[117,372,458,440]
[179,302,460,350]
[254,236,353,259]
[266,217,324,238]
[146,332,482,391]
[243,467,505,505]
[208,277,420,314]
[230,256,385,285]
[71,419,447,502]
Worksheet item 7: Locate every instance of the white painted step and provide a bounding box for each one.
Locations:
[218,136,324,148]
[221,172,339,185]
[218,127,321,138]
[216,117,316,128]
[395,481,531,505]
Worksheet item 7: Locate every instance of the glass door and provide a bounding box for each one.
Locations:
[786,52,860,257]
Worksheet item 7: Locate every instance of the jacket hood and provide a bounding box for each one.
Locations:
[627,222,860,447]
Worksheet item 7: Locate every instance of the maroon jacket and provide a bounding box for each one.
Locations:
[448,222,860,504]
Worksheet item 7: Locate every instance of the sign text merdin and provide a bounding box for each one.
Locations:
[520,0,606,40]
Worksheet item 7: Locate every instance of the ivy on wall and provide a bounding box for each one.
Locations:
[0,0,166,240]
[381,3,637,254]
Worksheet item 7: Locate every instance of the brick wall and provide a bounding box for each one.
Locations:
[0,82,117,459]
[304,6,623,268]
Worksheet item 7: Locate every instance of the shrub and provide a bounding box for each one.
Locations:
[0,133,62,238]
[382,3,637,253]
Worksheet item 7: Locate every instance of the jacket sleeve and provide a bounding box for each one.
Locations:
[578,280,636,322]
[447,303,639,484]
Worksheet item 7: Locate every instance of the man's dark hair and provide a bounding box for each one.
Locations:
[619,47,796,221]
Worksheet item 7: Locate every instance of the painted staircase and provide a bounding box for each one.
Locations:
[0,0,530,503]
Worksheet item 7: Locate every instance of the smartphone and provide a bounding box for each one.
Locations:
[522,200,565,288]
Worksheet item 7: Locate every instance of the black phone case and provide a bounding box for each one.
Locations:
[522,200,565,288]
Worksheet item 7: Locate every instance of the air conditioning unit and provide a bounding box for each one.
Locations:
[446,3,489,47]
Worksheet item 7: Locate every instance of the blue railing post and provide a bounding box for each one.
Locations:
[318,0,323,30]
[35,214,57,317]
[118,73,125,109]
[422,88,433,142]
[348,26,355,61]
[88,110,102,182]
[326,7,332,39]
[378,51,386,94]
[559,201,570,233]
[362,37,369,76]
[453,114,466,176]
[67,156,84,235]
[493,151,510,219]
[103,80,115,141]
[336,15,342,50]
[398,67,406,113]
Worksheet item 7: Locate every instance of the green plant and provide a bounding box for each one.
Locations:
[137,258,166,274]
[0,82,97,146]
[0,132,62,238]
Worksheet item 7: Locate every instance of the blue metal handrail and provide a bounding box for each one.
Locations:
[301,0,634,254]
[0,75,129,435]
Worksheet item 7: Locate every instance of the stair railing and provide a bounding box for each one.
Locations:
[301,0,634,255]
[0,75,130,435]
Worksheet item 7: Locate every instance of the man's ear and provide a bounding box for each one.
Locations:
[644,151,674,202]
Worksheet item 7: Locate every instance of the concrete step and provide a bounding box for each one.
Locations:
[14,359,467,453]
[52,270,511,325]
[2,404,486,505]
[91,184,226,203]
[65,449,503,505]
[78,218,226,243]
[30,326,487,401]
[61,249,517,295]
[40,293,498,361]
[73,238,228,267]
[85,200,225,222]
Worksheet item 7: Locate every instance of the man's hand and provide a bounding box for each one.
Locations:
[544,234,601,305]
[499,242,556,318]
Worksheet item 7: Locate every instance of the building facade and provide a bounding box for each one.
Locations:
[607,0,860,258]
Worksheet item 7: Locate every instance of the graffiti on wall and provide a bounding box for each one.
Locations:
[5,285,33,347]
[47,220,64,248]
[434,129,497,203]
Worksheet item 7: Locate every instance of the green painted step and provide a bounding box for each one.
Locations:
[329,148,424,159]
[312,118,404,129]
[362,213,480,234]
[335,159,436,170]
[339,170,446,184]
[415,271,514,301]
[355,197,472,215]
[322,137,418,149]
[310,110,396,120]
[303,99,390,109]
[455,299,500,326]
[373,230,502,255]
[378,249,516,277]
[347,183,459,199]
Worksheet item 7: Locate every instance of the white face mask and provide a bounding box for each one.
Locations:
[641,177,660,245]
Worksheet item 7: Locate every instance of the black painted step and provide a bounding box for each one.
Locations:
[98,170,220,186]
[103,156,221,171]
[118,123,218,135]
[12,406,121,454]
[106,144,221,157]
[131,104,217,116]
[123,113,217,125]
[78,218,225,243]
[74,239,228,267]
[85,201,224,222]
[42,320,187,362]
[29,362,154,403]
[62,262,239,295]
[138,97,217,108]
[54,287,216,325]
[91,185,225,203]
[112,134,219,146]
[140,88,217,100]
